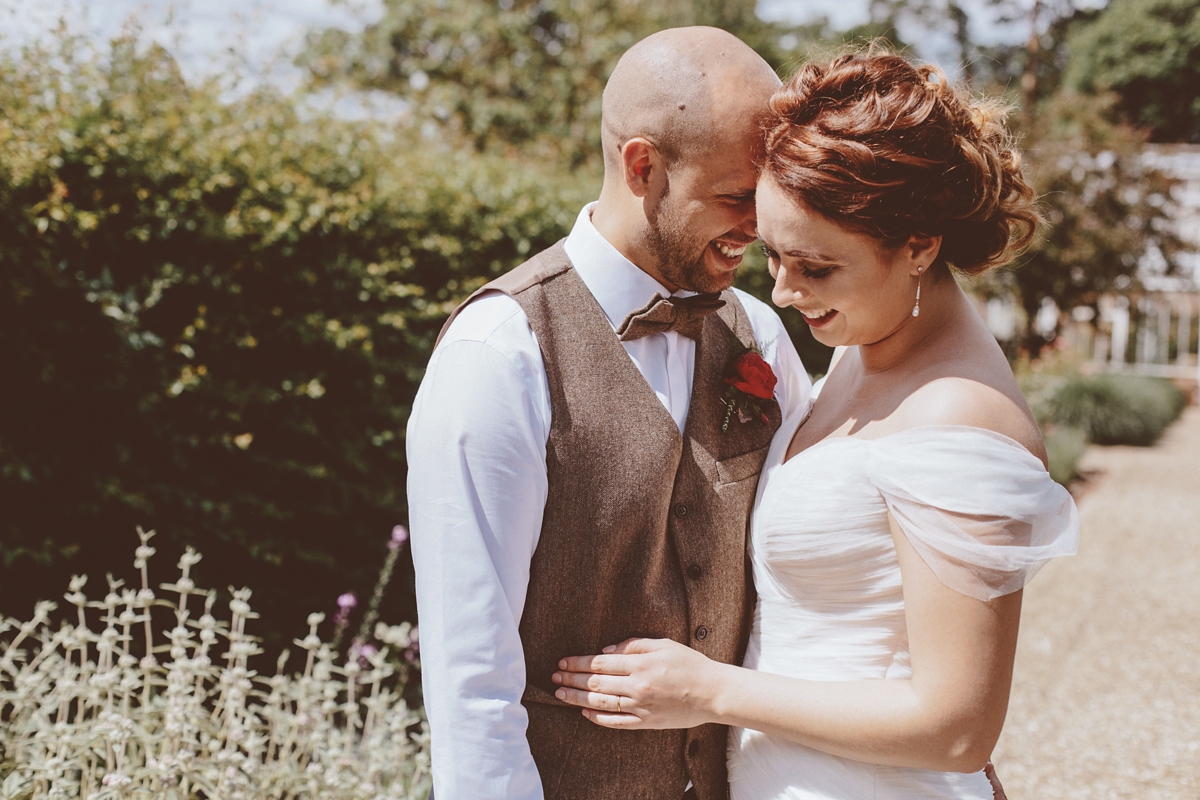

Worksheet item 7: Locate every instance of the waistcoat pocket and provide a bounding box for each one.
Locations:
[715,445,771,486]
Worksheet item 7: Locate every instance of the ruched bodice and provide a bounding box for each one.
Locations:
[728,404,1079,800]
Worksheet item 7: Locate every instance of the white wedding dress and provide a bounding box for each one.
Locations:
[727,396,1080,800]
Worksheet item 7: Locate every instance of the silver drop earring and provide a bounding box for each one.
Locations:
[912,269,923,317]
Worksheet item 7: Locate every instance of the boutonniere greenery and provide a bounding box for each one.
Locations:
[721,339,778,433]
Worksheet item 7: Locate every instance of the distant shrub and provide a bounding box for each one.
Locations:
[1042,425,1089,485]
[1013,350,1085,428]
[1050,374,1188,446]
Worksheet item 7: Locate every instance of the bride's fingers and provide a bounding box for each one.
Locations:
[557,653,633,675]
[551,669,624,694]
[581,707,642,729]
[553,685,628,713]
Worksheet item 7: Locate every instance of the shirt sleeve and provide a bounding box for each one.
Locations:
[407,328,549,799]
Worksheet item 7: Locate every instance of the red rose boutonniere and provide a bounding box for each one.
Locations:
[721,341,777,433]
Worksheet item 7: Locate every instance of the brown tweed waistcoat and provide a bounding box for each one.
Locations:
[437,241,781,800]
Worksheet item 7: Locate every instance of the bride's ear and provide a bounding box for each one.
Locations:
[905,234,942,275]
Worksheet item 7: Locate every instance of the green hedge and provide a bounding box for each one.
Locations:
[1049,373,1188,446]
[0,36,595,650]
[1042,425,1090,485]
[1017,355,1189,483]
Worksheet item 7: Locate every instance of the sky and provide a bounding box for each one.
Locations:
[0,0,1054,87]
[760,0,1040,45]
[0,0,382,85]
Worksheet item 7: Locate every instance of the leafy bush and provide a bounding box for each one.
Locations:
[1042,425,1090,485]
[1049,373,1188,446]
[0,33,594,649]
[1015,353,1189,482]
[0,529,429,799]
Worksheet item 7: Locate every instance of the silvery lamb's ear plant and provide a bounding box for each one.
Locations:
[0,527,430,799]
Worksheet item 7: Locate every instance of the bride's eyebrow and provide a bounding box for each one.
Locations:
[784,248,843,265]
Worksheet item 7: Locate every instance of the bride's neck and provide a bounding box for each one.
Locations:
[857,272,965,376]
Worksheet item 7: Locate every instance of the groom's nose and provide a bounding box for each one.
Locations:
[735,206,758,241]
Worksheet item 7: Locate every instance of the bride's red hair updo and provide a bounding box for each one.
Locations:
[763,48,1040,275]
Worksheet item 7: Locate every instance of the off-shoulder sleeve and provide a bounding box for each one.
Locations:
[868,426,1080,601]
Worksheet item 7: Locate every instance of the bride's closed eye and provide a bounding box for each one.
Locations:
[760,243,836,280]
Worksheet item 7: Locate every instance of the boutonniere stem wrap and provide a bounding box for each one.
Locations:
[721,342,778,433]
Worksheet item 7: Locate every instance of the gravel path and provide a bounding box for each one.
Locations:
[991,406,1200,799]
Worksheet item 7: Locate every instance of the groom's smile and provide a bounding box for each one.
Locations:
[714,241,748,260]
[712,239,750,267]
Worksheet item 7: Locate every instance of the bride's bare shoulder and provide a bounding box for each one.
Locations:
[900,373,1047,464]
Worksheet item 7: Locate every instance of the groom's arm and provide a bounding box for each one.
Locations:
[407,298,550,800]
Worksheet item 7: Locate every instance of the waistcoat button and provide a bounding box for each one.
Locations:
[687,564,702,579]
[688,739,700,757]
[674,503,688,518]
[695,625,708,641]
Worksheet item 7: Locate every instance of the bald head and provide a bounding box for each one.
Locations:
[601,27,780,172]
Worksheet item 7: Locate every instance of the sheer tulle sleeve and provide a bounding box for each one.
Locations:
[868,426,1079,601]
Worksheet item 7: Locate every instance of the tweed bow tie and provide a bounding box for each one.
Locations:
[616,292,727,342]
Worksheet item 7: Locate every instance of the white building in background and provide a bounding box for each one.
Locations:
[1083,145,1200,383]
[1142,144,1200,291]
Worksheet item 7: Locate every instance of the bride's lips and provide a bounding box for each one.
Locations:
[799,308,838,328]
[709,240,749,270]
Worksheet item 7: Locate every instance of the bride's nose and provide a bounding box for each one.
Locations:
[771,265,808,308]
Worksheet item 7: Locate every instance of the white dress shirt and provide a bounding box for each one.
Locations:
[406,204,811,800]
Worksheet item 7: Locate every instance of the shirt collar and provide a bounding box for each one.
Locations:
[562,202,692,331]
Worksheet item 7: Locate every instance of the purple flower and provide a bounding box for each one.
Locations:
[356,642,379,668]
[333,592,357,630]
[389,525,409,551]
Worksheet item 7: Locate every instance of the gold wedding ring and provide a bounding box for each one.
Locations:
[616,696,623,714]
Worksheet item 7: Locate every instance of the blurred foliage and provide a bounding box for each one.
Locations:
[1049,373,1188,445]
[0,32,593,653]
[1003,91,1187,352]
[1011,345,1088,486]
[299,0,828,169]
[1064,0,1200,143]
[950,0,1191,353]
[1043,424,1089,484]
[1016,351,1187,481]
[1013,351,1090,483]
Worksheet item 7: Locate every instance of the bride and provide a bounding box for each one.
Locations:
[552,50,1079,799]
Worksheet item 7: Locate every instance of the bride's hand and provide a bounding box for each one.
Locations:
[552,638,723,730]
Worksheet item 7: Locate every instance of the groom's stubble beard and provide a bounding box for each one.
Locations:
[642,180,734,295]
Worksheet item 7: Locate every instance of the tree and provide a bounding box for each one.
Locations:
[298,0,827,169]
[1064,0,1200,143]
[970,0,1101,110]
[918,0,1190,353]
[1007,91,1186,352]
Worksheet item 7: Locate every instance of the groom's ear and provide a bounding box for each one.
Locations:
[620,137,665,198]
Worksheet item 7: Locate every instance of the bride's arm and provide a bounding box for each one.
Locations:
[552,515,1022,773]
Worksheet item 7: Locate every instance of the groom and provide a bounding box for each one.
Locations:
[407,27,809,800]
